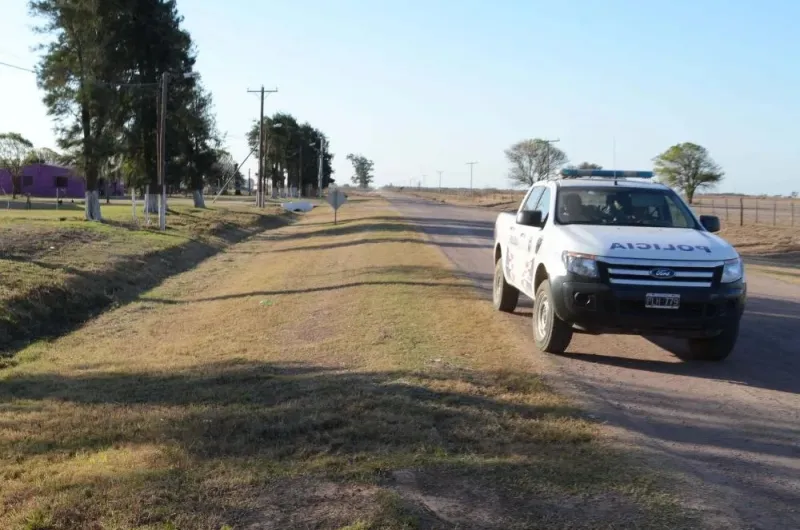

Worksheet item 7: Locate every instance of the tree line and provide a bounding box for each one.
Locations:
[246,113,334,196]
[0,0,290,219]
[504,138,724,203]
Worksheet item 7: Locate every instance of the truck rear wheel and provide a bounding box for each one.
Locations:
[687,319,739,361]
[493,258,519,312]
[533,279,573,353]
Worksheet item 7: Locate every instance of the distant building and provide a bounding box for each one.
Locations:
[0,163,125,199]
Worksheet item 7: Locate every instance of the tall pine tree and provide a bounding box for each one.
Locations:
[31,0,123,220]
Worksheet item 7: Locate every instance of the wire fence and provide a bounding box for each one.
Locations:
[691,197,799,228]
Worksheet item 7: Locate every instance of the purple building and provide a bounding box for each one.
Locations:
[0,164,124,199]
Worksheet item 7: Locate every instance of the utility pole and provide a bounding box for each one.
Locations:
[157,70,198,229]
[247,85,278,207]
[317,137,326,198]
[158,72,168,231]
[437,170,443,190]
[466,161,477,194]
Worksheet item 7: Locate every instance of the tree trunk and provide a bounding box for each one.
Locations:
[192,189,206,208]
[84,190,102,221]
[145,193,160,213]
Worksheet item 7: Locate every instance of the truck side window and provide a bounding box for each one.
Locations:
[534,188,552,222]
[523,187,545,211]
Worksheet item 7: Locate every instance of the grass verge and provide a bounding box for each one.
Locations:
[0,197,696,529]
[0,200,288,359]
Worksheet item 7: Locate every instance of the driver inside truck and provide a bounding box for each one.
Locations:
[561,193,588,222]
[603,192,634,221]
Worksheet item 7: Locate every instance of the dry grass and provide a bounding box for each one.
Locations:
[0,201,288,357]
[403,189,524,211]
[0,197,696,529]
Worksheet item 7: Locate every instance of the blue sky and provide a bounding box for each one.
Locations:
[2,0,799,194]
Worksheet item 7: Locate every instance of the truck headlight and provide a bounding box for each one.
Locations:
[721,257,744,283]
[562,251,599,278]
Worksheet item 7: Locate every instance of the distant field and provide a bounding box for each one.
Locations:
[692,195,799,228]
[396,188,799,227]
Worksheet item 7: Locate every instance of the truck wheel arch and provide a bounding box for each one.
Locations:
[494,243,503,263]
[534,264,548,294]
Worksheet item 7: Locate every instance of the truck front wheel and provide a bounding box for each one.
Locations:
[687,319,740,361]
[493,258,519,312]
[533,279,573,353]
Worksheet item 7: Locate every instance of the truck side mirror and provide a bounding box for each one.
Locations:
[699,215,720,233]
[516,210,543,227]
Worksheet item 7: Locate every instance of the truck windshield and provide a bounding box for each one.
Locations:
[555,187,698,228]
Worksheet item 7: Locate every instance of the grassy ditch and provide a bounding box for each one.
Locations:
[0,200,288,360]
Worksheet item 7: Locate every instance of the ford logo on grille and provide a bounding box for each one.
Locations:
[650,268,675,279]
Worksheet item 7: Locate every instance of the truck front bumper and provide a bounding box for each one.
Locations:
[549,276,746,338]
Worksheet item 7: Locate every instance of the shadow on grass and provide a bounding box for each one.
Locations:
[144,279,484,305]
[143,264,492,305]
[269,237,488,253]
[0,214,291,358]
[267,219,494,242]
[0,360,689,529]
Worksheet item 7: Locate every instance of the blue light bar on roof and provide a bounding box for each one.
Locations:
[560,168,654,179]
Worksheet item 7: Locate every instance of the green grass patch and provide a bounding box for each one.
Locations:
[0,199,288,356]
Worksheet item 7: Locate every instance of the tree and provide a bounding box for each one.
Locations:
[577,162,602,170]
[0,133,34,198]
[504,139,568,186]
[208,149,236,196]
[347,153,374,188]
[172,81,220,207]
[653,143,724,204]
[109,0,199,213]
[30,0,127,220]
[24,147,63,166]
[247,112,334,196]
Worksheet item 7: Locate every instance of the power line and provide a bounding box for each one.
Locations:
[0,60,163,90]
[0,60,35,73]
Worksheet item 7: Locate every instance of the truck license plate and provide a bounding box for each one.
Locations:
[645,293,680,309]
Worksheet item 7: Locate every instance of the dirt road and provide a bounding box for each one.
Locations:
[386,193,800,530]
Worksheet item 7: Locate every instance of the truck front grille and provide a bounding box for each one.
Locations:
[599,259,722,288]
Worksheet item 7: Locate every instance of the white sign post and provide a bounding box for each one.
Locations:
[326,189,347,224]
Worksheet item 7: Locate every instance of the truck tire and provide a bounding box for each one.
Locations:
[533,279,573,353]
[687,319,739,361]
[493,258,519,312]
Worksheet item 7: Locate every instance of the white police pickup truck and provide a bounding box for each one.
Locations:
[492,169,746,361]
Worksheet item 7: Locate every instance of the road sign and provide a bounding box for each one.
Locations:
[326,189,347,224]
[327,189,347,210]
